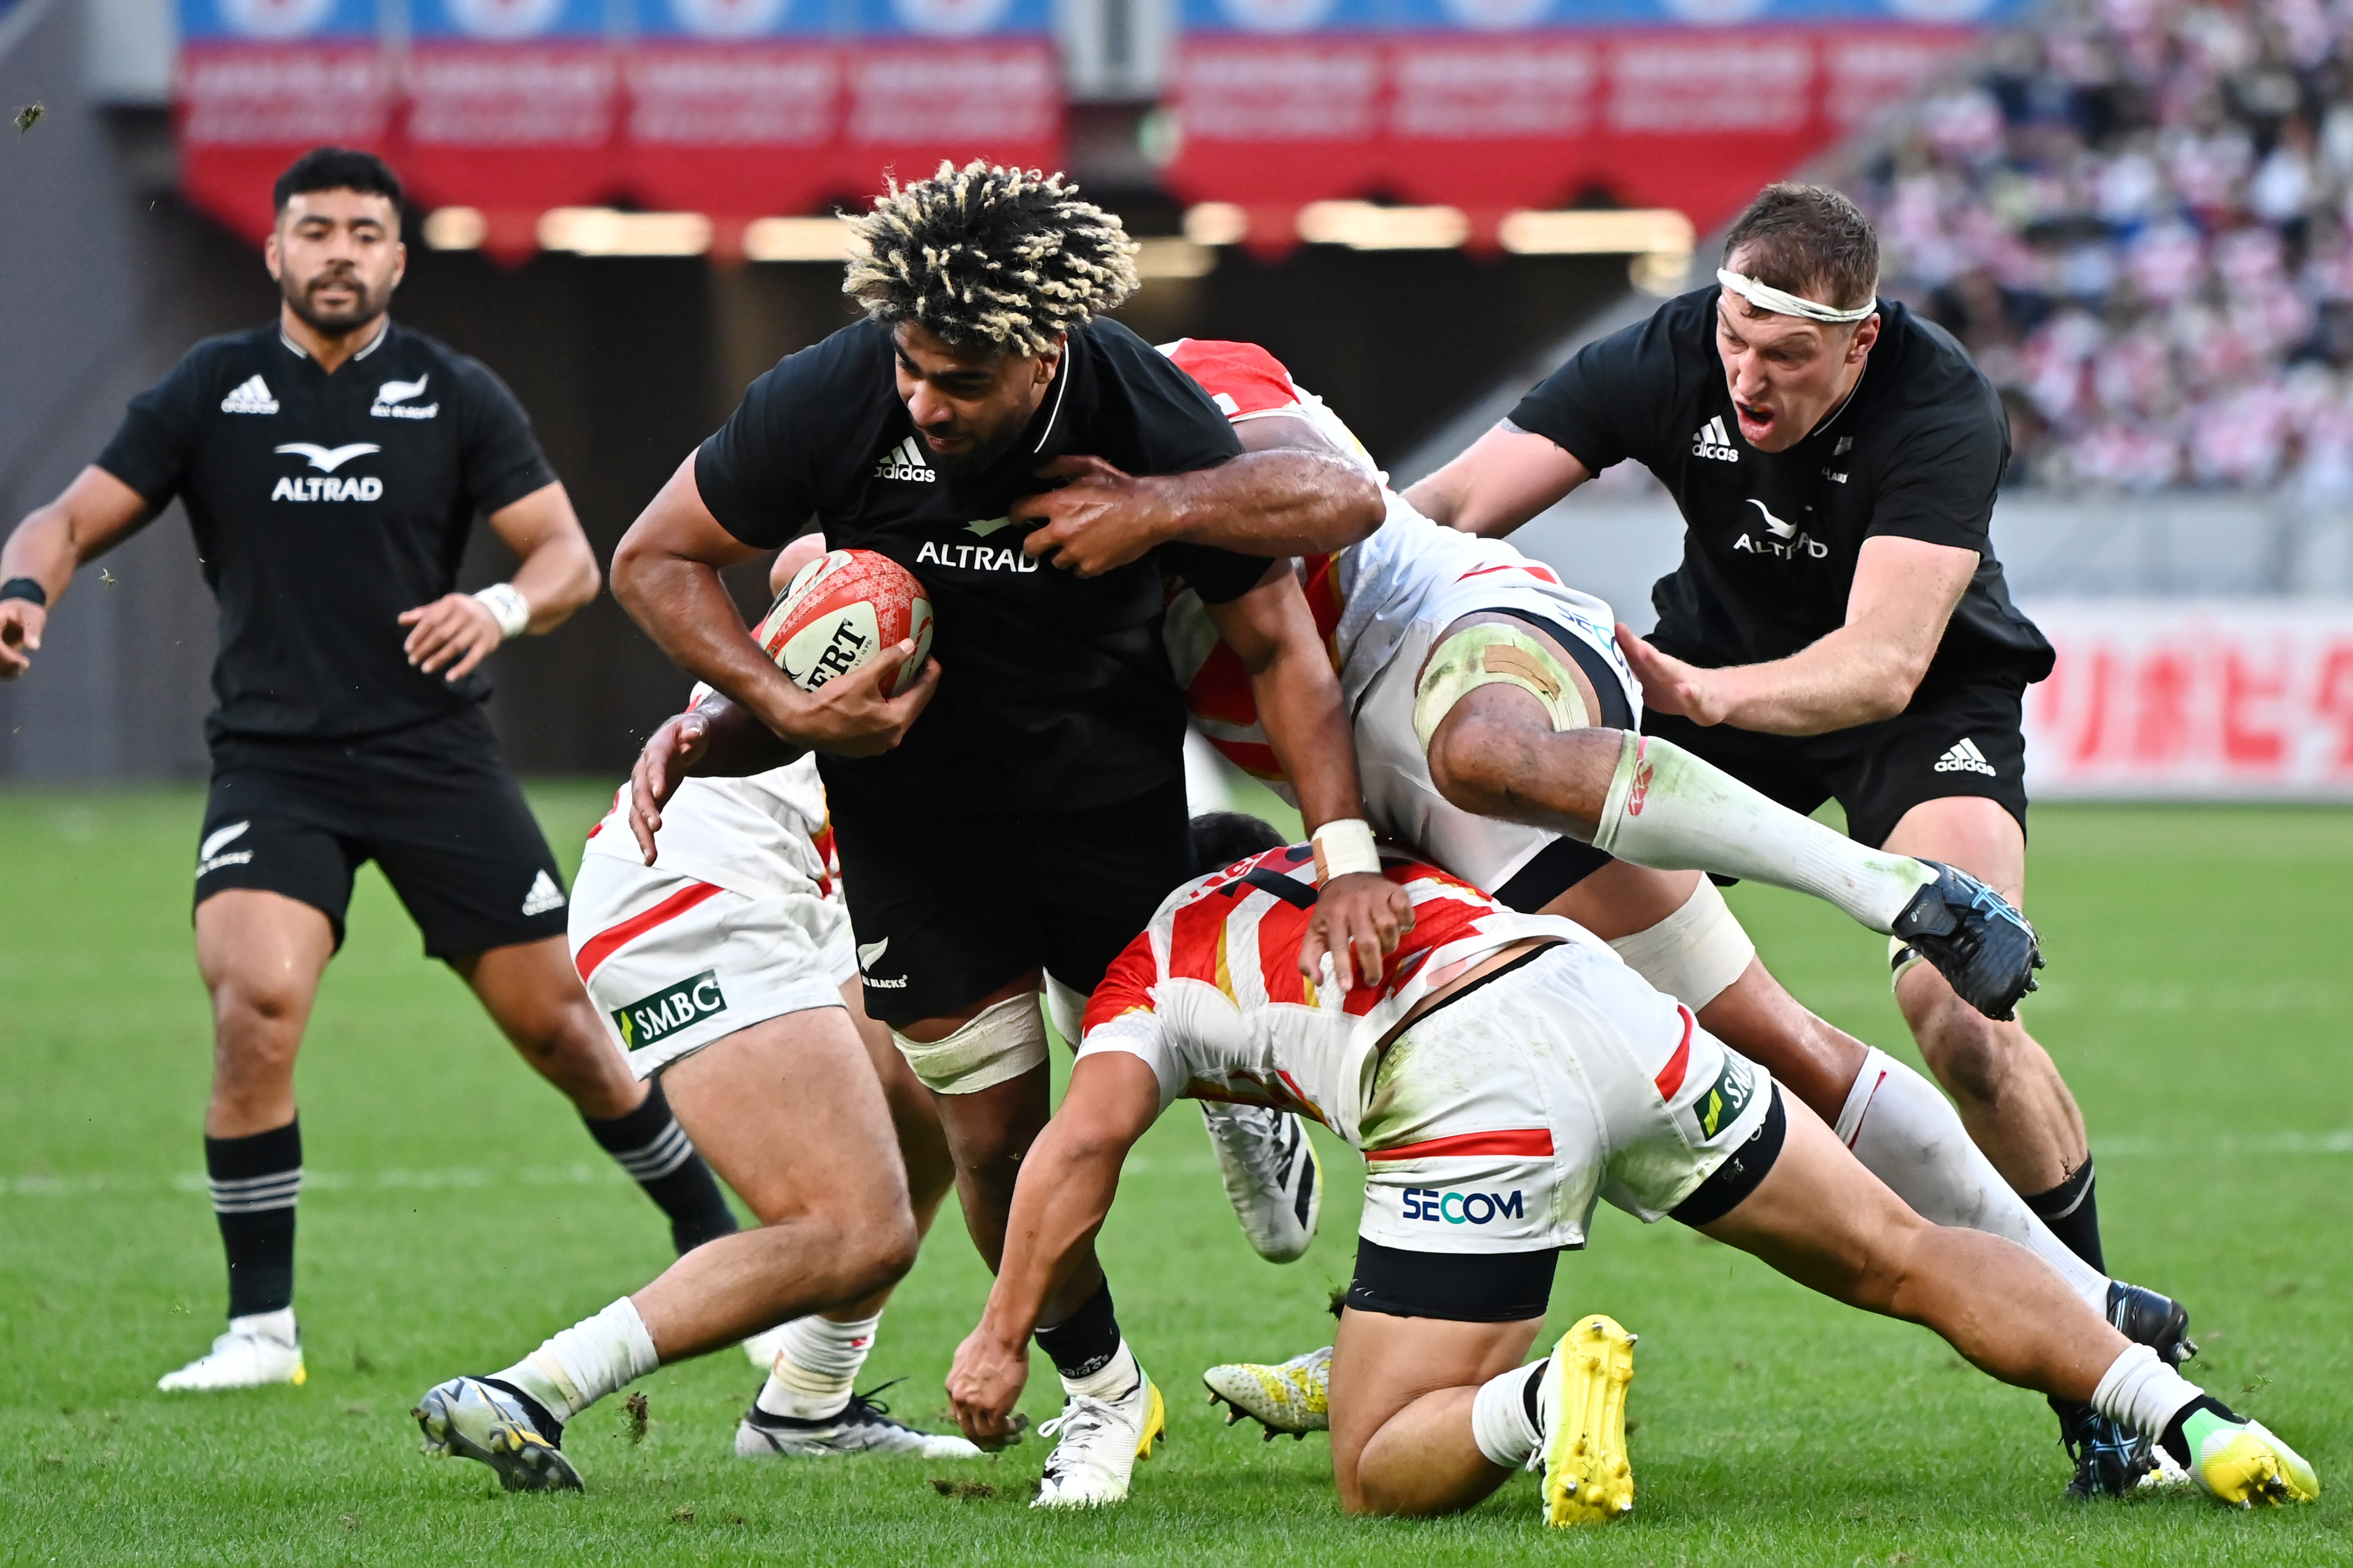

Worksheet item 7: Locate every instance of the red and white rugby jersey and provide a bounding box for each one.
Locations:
[582,684,839,904]
[1157,339,1597,796]
[1075,843,1584,1145]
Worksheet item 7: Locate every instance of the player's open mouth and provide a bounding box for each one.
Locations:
[1735,403,1774,436]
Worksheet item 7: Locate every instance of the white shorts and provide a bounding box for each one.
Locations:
[569,855,857,1080]
[1353,569,1638,895]
[1356,938,1771,1255]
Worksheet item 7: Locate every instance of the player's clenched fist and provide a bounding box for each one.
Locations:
[946,1326,1030,1449]
[0,600,45,679]
[399,592,506,681]
[1300,870,1415,993]
[764,639,940,759]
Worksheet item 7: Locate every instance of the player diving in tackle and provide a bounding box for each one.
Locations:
[1141,338,2194,1486]
[944,815,2319,1521]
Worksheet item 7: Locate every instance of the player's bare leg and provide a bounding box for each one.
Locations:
[1330,1311,1539,1516]
[458,935,739,1251]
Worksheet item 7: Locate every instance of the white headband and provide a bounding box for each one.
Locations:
[1717,268,1878,324]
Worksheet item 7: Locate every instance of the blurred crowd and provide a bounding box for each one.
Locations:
[1861,0,2353,493]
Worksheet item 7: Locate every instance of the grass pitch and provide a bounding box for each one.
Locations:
[1,785,2348,1565]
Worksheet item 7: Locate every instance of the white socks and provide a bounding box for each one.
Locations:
[1592,733,1935,933]
[231,1307,299,1348]
[1064,1339,1143,1402]
[1836,1049,2110,1314]
[754,1312,882,1421]
[495,1296,661,1422]
[1470,1361,1547,1469]
[2092,1343,2201,1439]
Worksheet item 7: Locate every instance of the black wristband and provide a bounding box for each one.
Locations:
[0,577,45,608]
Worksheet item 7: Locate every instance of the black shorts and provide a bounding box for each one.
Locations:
[1641,676,2030,851]
[196,706,569,959]
[826,776,1191,1027]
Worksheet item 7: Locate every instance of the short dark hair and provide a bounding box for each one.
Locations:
[845,160,1137,356]
[1721,183,1879,314]
[1188,811,1291,879]
[273,146,404,218]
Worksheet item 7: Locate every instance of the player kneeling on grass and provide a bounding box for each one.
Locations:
[945,815,2319,1519]
[410,547,980,1488]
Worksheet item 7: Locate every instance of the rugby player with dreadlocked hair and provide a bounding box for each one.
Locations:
[570,162,1402,1504]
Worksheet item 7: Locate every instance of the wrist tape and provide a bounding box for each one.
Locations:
[473,582,530,640]
[1311,818,1381,881]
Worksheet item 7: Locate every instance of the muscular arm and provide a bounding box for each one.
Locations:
[946,1053,1162,1443]
[609,453,936,756]
[1616,535,1980,736]
[0,466,154,678]
[398,480,604,680]
[1402,421,1591,538]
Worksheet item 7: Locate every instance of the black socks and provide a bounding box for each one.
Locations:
[582,1078,739,1254]
[2024,1157,2105,1275]
[207,1119,302,1319]
[1034,1280,1122,1381]
[2160,1394,2237,1469]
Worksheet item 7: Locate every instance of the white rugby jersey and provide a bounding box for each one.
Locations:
[582,691,839,903]
[1076,843,1581,1145]
[1158,339,1611,794]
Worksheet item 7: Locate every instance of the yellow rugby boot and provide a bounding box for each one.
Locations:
[1204,1344,1331,1438]
[1538,1314,1637,1527]
[2182,1411,2320,1507]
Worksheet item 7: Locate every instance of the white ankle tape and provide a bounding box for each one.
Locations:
[1606,876,1755,1011]
[892,994,1047,1095]
[1470,1363,1543,1469]
[2091,1342,2200,1439]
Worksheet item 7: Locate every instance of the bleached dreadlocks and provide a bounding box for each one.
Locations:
[844,161,1140,357]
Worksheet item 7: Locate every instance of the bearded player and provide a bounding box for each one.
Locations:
[1147,338,2190,1491]
[944,818,2318,1522]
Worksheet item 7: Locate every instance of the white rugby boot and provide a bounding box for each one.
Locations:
[156,1310,306,1392]
[736,1387,982,1459]
[1204,1344,1331,1438]
[1200,1102,1322,1263]
[412,1375,583,1493]
[1033,1370,1167,1508]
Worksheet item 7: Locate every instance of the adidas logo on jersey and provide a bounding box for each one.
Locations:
[221,376,279,415]
[521,869,567,916]
[1933,738,1998,777]
[1691,415,1739,462]
[872,436,936,483]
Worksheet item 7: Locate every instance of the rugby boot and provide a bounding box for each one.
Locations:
[2108,1280,2196,1365]
[736,1386,982,1459]
[1890,860,2042,1021]
[156,1310,306,1392]
[2055,1401,2154,1499]
[1032,1373,1166,1508]
[412,1375,583,1493]
[1538,1314,1637,1528]
[1204,1344,1330,1438]
[2175,1412,2320,1507]
[1200,1102,1322,1264]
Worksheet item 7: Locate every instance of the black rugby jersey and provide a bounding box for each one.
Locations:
[96,321,557,742]
[695,317,1270,812]
[1511,288,2053,699]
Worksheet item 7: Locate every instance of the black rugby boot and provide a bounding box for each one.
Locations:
[1891,860,2043,1020]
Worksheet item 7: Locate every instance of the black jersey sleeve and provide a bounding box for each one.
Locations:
[1507,308,1685,475]
[695,329,877,548]
[93,347,213,506]
[1098,324,1247,478]
[1862,395,2009,556]
[1161,543,1277,605]
[451,356,560,516]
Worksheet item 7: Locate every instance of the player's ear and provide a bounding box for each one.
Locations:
[1848,314,1880,363]
[264,225,284,281]
[1036,334,1066,385]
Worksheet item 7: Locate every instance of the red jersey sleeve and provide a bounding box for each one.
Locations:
[1081,928,1163,1037]
[1165,340,1306,421]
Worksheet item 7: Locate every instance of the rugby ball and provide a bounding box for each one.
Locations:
[754,548,934,697]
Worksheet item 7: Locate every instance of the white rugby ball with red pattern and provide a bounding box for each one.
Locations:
[755,548,933,697]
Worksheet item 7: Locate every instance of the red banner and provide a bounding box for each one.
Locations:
[841,40,1062,193]
[400,42,621,258]
[177,44,393,244]
[622,44,840,237]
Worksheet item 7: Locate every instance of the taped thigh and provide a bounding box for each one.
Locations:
[891,993,1047,1095]
[1412,624,1591,755]
[1605,877,1756,1012]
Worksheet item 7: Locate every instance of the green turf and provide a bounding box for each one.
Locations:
[1,787,2346,1564]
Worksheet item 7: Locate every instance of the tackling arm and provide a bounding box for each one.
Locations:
[1402,421,1591,539]
[1614,535,1979,736]
[0,466,154,679]
[946,1051,1164,1444]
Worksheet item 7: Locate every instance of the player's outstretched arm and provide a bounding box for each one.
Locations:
[0,466,153,679]
[399,481,601,681]
[1017,441,1383,577]
[947,1052,1162,1445]
[613,453,938,755]
[1204,563,1412,989]
[1616,535,1977,736]
[1403,421,1591,539]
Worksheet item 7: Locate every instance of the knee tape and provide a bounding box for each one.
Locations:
[1041,972,1089,1048]
[1606,877,1756,1012]
[1412,624,1591,755]
[890,995,1047,1096]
